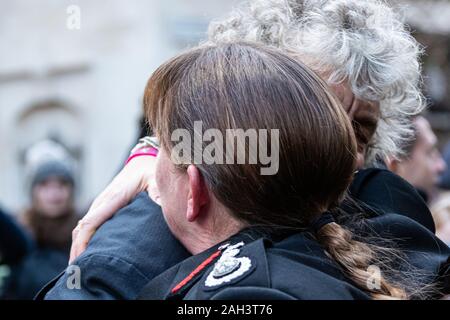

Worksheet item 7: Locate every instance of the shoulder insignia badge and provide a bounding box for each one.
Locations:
[205,242,252,287]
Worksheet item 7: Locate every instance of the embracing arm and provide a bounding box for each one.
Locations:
[70,155,156,263]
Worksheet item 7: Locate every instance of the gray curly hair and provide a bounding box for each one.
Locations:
[207,0,425,166]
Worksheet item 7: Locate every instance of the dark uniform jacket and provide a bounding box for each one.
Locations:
[138,212,450,300]
[349,169,435,231]
[37,169,450,299]
[138,229,370,300]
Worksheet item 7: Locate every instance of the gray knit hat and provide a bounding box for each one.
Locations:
[31,160,75,188]
[25,140,76,191]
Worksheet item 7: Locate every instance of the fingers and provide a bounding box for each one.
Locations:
[69,193,129,263]
[69,156,157,263]
[70,220,95,264]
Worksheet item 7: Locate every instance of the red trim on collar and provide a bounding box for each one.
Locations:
[171,250,222,294]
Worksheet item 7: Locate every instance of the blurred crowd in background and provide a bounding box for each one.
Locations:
[2,0,450,299]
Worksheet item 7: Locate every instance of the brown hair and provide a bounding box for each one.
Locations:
[144,42,413,299]
[21,207,78,252]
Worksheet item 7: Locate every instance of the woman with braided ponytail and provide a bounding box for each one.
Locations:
[133,42,440,300]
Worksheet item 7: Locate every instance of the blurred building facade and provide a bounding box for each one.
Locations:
[1,0,450,212]
[0,0,239,212]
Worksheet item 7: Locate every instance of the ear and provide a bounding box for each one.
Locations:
[186,165,209,222]
[385,156,399,173]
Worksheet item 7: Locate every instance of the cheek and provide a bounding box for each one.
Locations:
[157,178,189,241]
[155,152,187,226]
[58,186,72,203]
[155,165,164,195]
[32,188,44,205]
[155,153,170,198]
[416,151,433,175]
[36,186,52,202]
[428,155,440,173]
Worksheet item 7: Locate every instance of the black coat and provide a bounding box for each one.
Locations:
[138,229,369,300]
[138,169,450,300]
[0,207,32,265]
[138,212,450,300]
[37,169,450,300]
[350,168,435,232]
[4,248,69,300]
[1,207,68,300]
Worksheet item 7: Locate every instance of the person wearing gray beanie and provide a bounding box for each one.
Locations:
[2,140,79,299]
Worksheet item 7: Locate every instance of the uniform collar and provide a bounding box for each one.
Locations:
[166,242,222,299]
[164,228,273,300]
[193,238,270,299]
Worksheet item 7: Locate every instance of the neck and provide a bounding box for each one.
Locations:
[181,209,244,255]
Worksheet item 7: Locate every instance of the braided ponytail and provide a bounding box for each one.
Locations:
[315,222,408,299]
